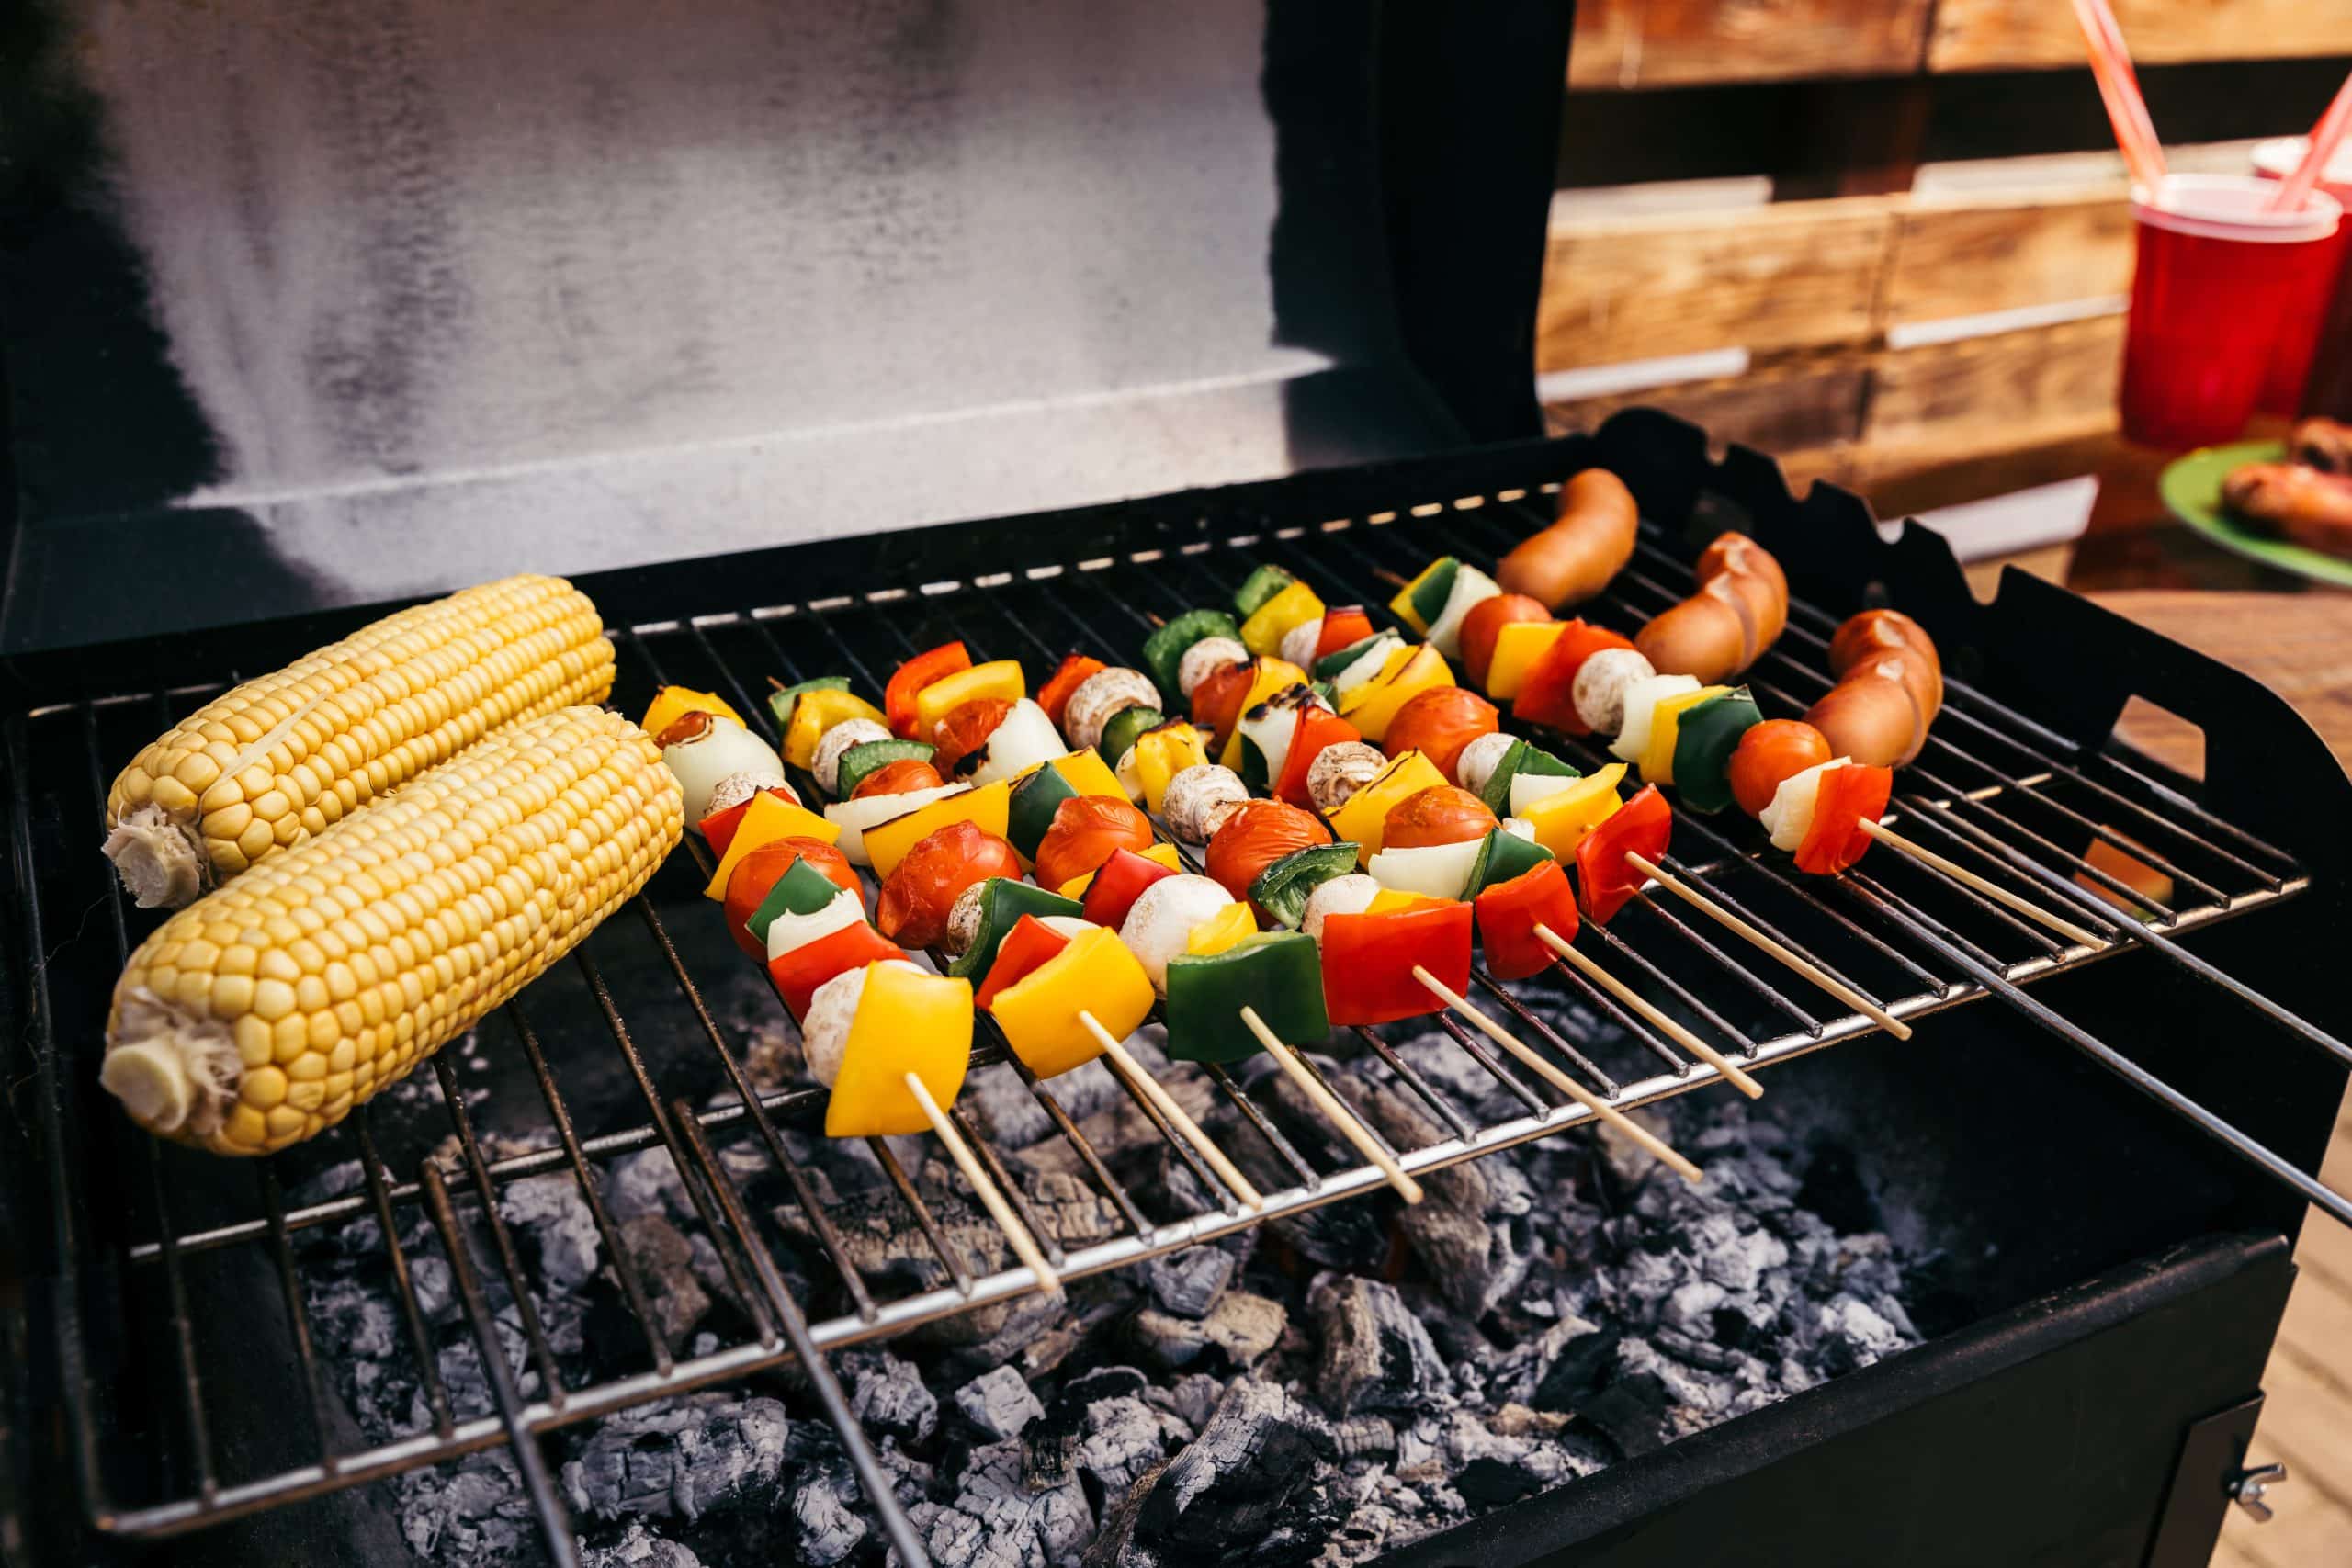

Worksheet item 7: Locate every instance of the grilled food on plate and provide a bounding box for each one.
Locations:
[100,706,681,1156]
[104,574,615,908]
[2221,462,2352,555]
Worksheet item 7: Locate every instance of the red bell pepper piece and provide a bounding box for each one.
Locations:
[1080,847,1178,932]
[1474,860,1581,981]
[1312,606,1376,661]
[976,915,1074,1010]
[1575,784,1673,924]
[1795,764,1893,875]
[886,641,972,738]
[1038,653,1107,730]
[1272,704,1363,808]
[767,920,909,1020]
[1320,898,1474,1025]
[1512,621,1634,735]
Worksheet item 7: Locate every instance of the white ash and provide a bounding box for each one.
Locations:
[298,1021,1926,1568]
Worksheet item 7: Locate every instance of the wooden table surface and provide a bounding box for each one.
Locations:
[2052,583,2352,1566]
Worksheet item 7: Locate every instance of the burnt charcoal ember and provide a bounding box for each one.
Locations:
[1076,1385,1194,1499]
[1010,1279,1143,1382]
[1440,1410,1585,1506]
[499,1174,603,1293]
[1362,1075,1536,1317]
[1488,1314,1604,1409]
[560,1396,789,1522]
[1129,1377,1349,1563]
[956,1365,1047,1441]
[1145,1372,1226,1435]
[922,1438,1095,1568]
[774,1181,1012,1296]
[605,1149,692,1224]
[842,1348,939,1444]
[1080,1459,1169,1568]
[1004,1162,1129,1252]
[1308,1275,1451,1417]
[614,1214,713,1353]
[1140,1247,1234,1320]
[401,1451,532,1566]
[581,1521,704,1568]
[1129,1290,1285,1372]
[934,1291,1073,1375]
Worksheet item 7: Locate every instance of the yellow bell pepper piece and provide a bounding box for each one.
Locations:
[642,684,744,737]
[1238,581,1327,660]
[782,687,888,771]
[1132,724,1211,813]
[1326,750,1450,863]
[1641,686,1731,786]
[987,928,1155,1079]
[1520,763,1628,861]
[1387,559,1450,636]
[911,660,1026,738]
[1216,660,1311,770]
[1340,645,1455,745]
[1047,748,1125,801]
[1056,840,1182,899]
[1185,900,1259,957]
[862,779,1012,879]
[701,792,842,898]
[1366,888,1443,915]
[1482,622,1566,701]
[823,964,973,1138]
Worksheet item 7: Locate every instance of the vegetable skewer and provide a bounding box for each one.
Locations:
[1237,1007,1424,1203]
[901,1070,1061,1293]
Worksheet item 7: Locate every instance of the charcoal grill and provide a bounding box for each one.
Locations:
[5,4,2350,1566]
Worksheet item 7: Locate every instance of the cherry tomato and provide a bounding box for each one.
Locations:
[853,757,947,799]
[1190,658,1255,741]
[1457,593,1552,689]
[932,696,1012,775]
[1383,686,1499,781]
[1204,798,1331,903]
[721,837,861,959]
[1382,784,1498,850]
[1037,653,1107,729]
[1033,795,1157,891]
[876,819,1022,949]
[1726,719,1834,819]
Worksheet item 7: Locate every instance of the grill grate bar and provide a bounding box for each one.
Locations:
[255,1165,342,1473]
[427,1053,572,1411]
[356,1115,459,1438]
[417,1164,582,1568]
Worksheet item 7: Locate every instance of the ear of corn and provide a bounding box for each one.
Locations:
[99,706,682,1156]
[103,574,616,908]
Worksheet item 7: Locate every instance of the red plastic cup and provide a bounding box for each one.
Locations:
[2251,138,2352,414]
[2119,175,2343,450]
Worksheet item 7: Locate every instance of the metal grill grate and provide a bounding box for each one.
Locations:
[9,479,2322,1567]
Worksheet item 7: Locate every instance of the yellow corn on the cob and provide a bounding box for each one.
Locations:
[99,706,682,1156]
[103,574,616,908]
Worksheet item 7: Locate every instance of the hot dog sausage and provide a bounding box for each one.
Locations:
[1806,609,1941,767]
[1498,469,1639,610]
[1633,532,1787,684]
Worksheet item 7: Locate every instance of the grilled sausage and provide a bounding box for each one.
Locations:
[1497,469,1640,610]
[1634,532,1788,683]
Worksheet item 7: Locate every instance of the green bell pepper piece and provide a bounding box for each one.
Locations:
[1006,761,1080,861]
[1464,826,1555,896]
[1250,841,1364,930]
[1164,931,1330,1064]
[1670,688,1763,815]
[746,857,850,949]
[834,738,935,799]
[1233,564,1297,621]
[1097,704,1165,764]
[947,878,1084,979]
[1141,609,1241,700]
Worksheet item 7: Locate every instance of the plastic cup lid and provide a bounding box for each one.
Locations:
[2131,173,2342,243]
[2252,135,2352,196]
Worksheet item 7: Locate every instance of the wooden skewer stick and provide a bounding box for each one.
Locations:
[1528,928,1764,1100]
[1238,1006,1425,1205]
[903,1072,1063,1296]
[1859,819,2105,950]
[1411,966,1705,1185]
[1623,851,1914,1041]
[1079,1011,1266,1211]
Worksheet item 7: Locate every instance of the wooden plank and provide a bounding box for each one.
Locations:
[1929,0,2352,72]
[1543,350,1872,458]
[1884,186,2135,326]
[1536,198,1895,371]
[1853,314,2126,487]
[1570,0,1933,89]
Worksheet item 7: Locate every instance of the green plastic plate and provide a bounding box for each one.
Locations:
[2157,439,2352,589]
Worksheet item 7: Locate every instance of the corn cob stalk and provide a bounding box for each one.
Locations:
[99,706,682,1156]
[104,574,616,908]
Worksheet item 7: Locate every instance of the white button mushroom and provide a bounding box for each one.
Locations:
[1064,668,1161,751]
[704,770,797,825]
[1453,731,1519,797]
[799,958,925,1087]
[812,717,894,798]
[1118,874,1241,993]
[1302,874,1382,944]
[1571,647,1657,738]
[1306,742,1388,815]
[1164,764,1251,843]
[1278,618,1324,671]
